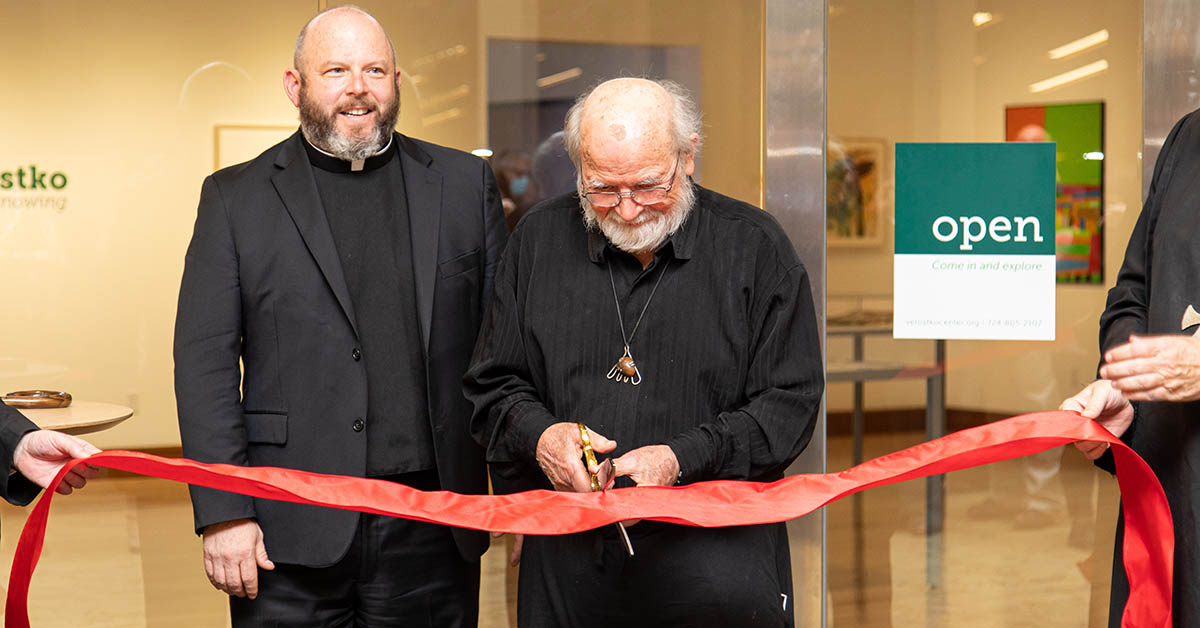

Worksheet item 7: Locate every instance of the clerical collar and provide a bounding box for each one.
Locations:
[303,135,396,173]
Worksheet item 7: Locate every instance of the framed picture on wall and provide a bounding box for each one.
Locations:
[827,137,885,247]
[1005,101,1105,284]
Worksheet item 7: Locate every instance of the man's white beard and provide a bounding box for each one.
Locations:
[581,180,696,256]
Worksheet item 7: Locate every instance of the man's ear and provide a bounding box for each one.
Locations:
[683,133,699,177]
[284,68,302,108]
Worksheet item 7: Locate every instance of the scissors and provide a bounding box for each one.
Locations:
[578,422,635,556]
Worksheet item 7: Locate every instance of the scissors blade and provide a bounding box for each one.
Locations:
[592,459,633,555]
[615,521,635,556]
[595,458,616,491]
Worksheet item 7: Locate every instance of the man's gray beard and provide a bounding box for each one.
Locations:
[580,179,696,256]
[298,86,400,162]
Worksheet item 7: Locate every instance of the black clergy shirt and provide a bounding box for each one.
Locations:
[465,185,824,492]
[306,138,434,477]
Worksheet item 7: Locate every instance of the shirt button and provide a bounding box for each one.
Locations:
[352,348,362,361]
[352,418,365,432]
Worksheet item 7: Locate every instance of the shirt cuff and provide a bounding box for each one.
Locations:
[666,427,717,485]
[6,472,41,506]
[1094,401,1138,475]
[505,400,559,465]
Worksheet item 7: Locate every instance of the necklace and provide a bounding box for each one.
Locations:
[606,258,670,386]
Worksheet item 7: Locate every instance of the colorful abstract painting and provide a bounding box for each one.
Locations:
[827,138,884,247]
[1005,102,1104,283]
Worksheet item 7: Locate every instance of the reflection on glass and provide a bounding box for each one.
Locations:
[486,39,700,229]
[828,0,1140,625]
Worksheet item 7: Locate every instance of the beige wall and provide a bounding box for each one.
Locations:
[1,1,763,449]
[827,0,1142,415]
[1,1,311,450]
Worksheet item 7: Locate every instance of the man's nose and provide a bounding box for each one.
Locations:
[613,195,643,222]
[347,71,367,95]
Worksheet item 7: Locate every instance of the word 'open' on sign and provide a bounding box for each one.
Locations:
[932,215,1044,251]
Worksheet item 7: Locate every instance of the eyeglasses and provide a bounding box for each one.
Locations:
[583,159,679,208]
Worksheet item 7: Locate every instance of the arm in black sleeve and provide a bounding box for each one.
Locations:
[0,402,41,505]
[666,262,825,483]
[174,176,256,534]
[1099,111,1193,353]
[479,159,508,320]
[464,231,559,478]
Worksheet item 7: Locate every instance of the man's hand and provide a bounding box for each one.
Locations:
[610,445,680,527]
[12,430,101,494]
[612,444,679,487]
[1100,334,1200,402]
[202,518,275,598]
[1060,379,1135,460]
[535,422,615,492]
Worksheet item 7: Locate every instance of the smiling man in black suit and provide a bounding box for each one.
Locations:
[173,5,505,626]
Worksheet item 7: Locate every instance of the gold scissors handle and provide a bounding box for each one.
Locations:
[577,422,601,491]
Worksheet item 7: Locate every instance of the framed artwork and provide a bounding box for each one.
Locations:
[1005,101,1105,284]
[213,124,295,171]
[827,138,885,247]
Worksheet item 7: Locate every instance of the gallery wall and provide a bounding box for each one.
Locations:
[0,1,312,450]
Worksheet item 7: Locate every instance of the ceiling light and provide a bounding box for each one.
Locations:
[536,67,583,89]
[471,148,494,158]
[972,12,993,27]
[1048,29,1109,59]
[422,108,463,126]
[1083,152,1104,160]
[1029,59,1108,93]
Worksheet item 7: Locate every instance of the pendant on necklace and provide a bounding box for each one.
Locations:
[606,346,642,386]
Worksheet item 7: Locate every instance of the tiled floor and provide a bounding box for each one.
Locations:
[823,430,1118,627]
[0,432,1119,626]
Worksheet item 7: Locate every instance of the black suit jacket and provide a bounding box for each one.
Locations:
[174,131,506,566]
[0,402,40,505]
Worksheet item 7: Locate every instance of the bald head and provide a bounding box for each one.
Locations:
[294,5,396,74]
[564,78,702,169]
[578,79,675,166]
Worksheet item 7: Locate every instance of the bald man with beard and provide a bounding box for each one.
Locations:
[174,6,505,626]
[465,78,823,627]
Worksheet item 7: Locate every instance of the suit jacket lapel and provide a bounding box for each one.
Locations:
[271,133,359,338]
[398,133,441,353]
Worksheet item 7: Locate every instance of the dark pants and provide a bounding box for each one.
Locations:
[230,473,480,628]
[518,521,794,628]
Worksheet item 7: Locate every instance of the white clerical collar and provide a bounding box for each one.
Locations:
[307,136,394,172]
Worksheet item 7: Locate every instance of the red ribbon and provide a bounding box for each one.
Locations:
[5,410,1173,627]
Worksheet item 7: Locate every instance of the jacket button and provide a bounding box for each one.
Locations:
[352,418,365,432]
[352,348,362,361]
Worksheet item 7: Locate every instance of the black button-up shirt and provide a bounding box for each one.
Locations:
[464,185,823,492]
